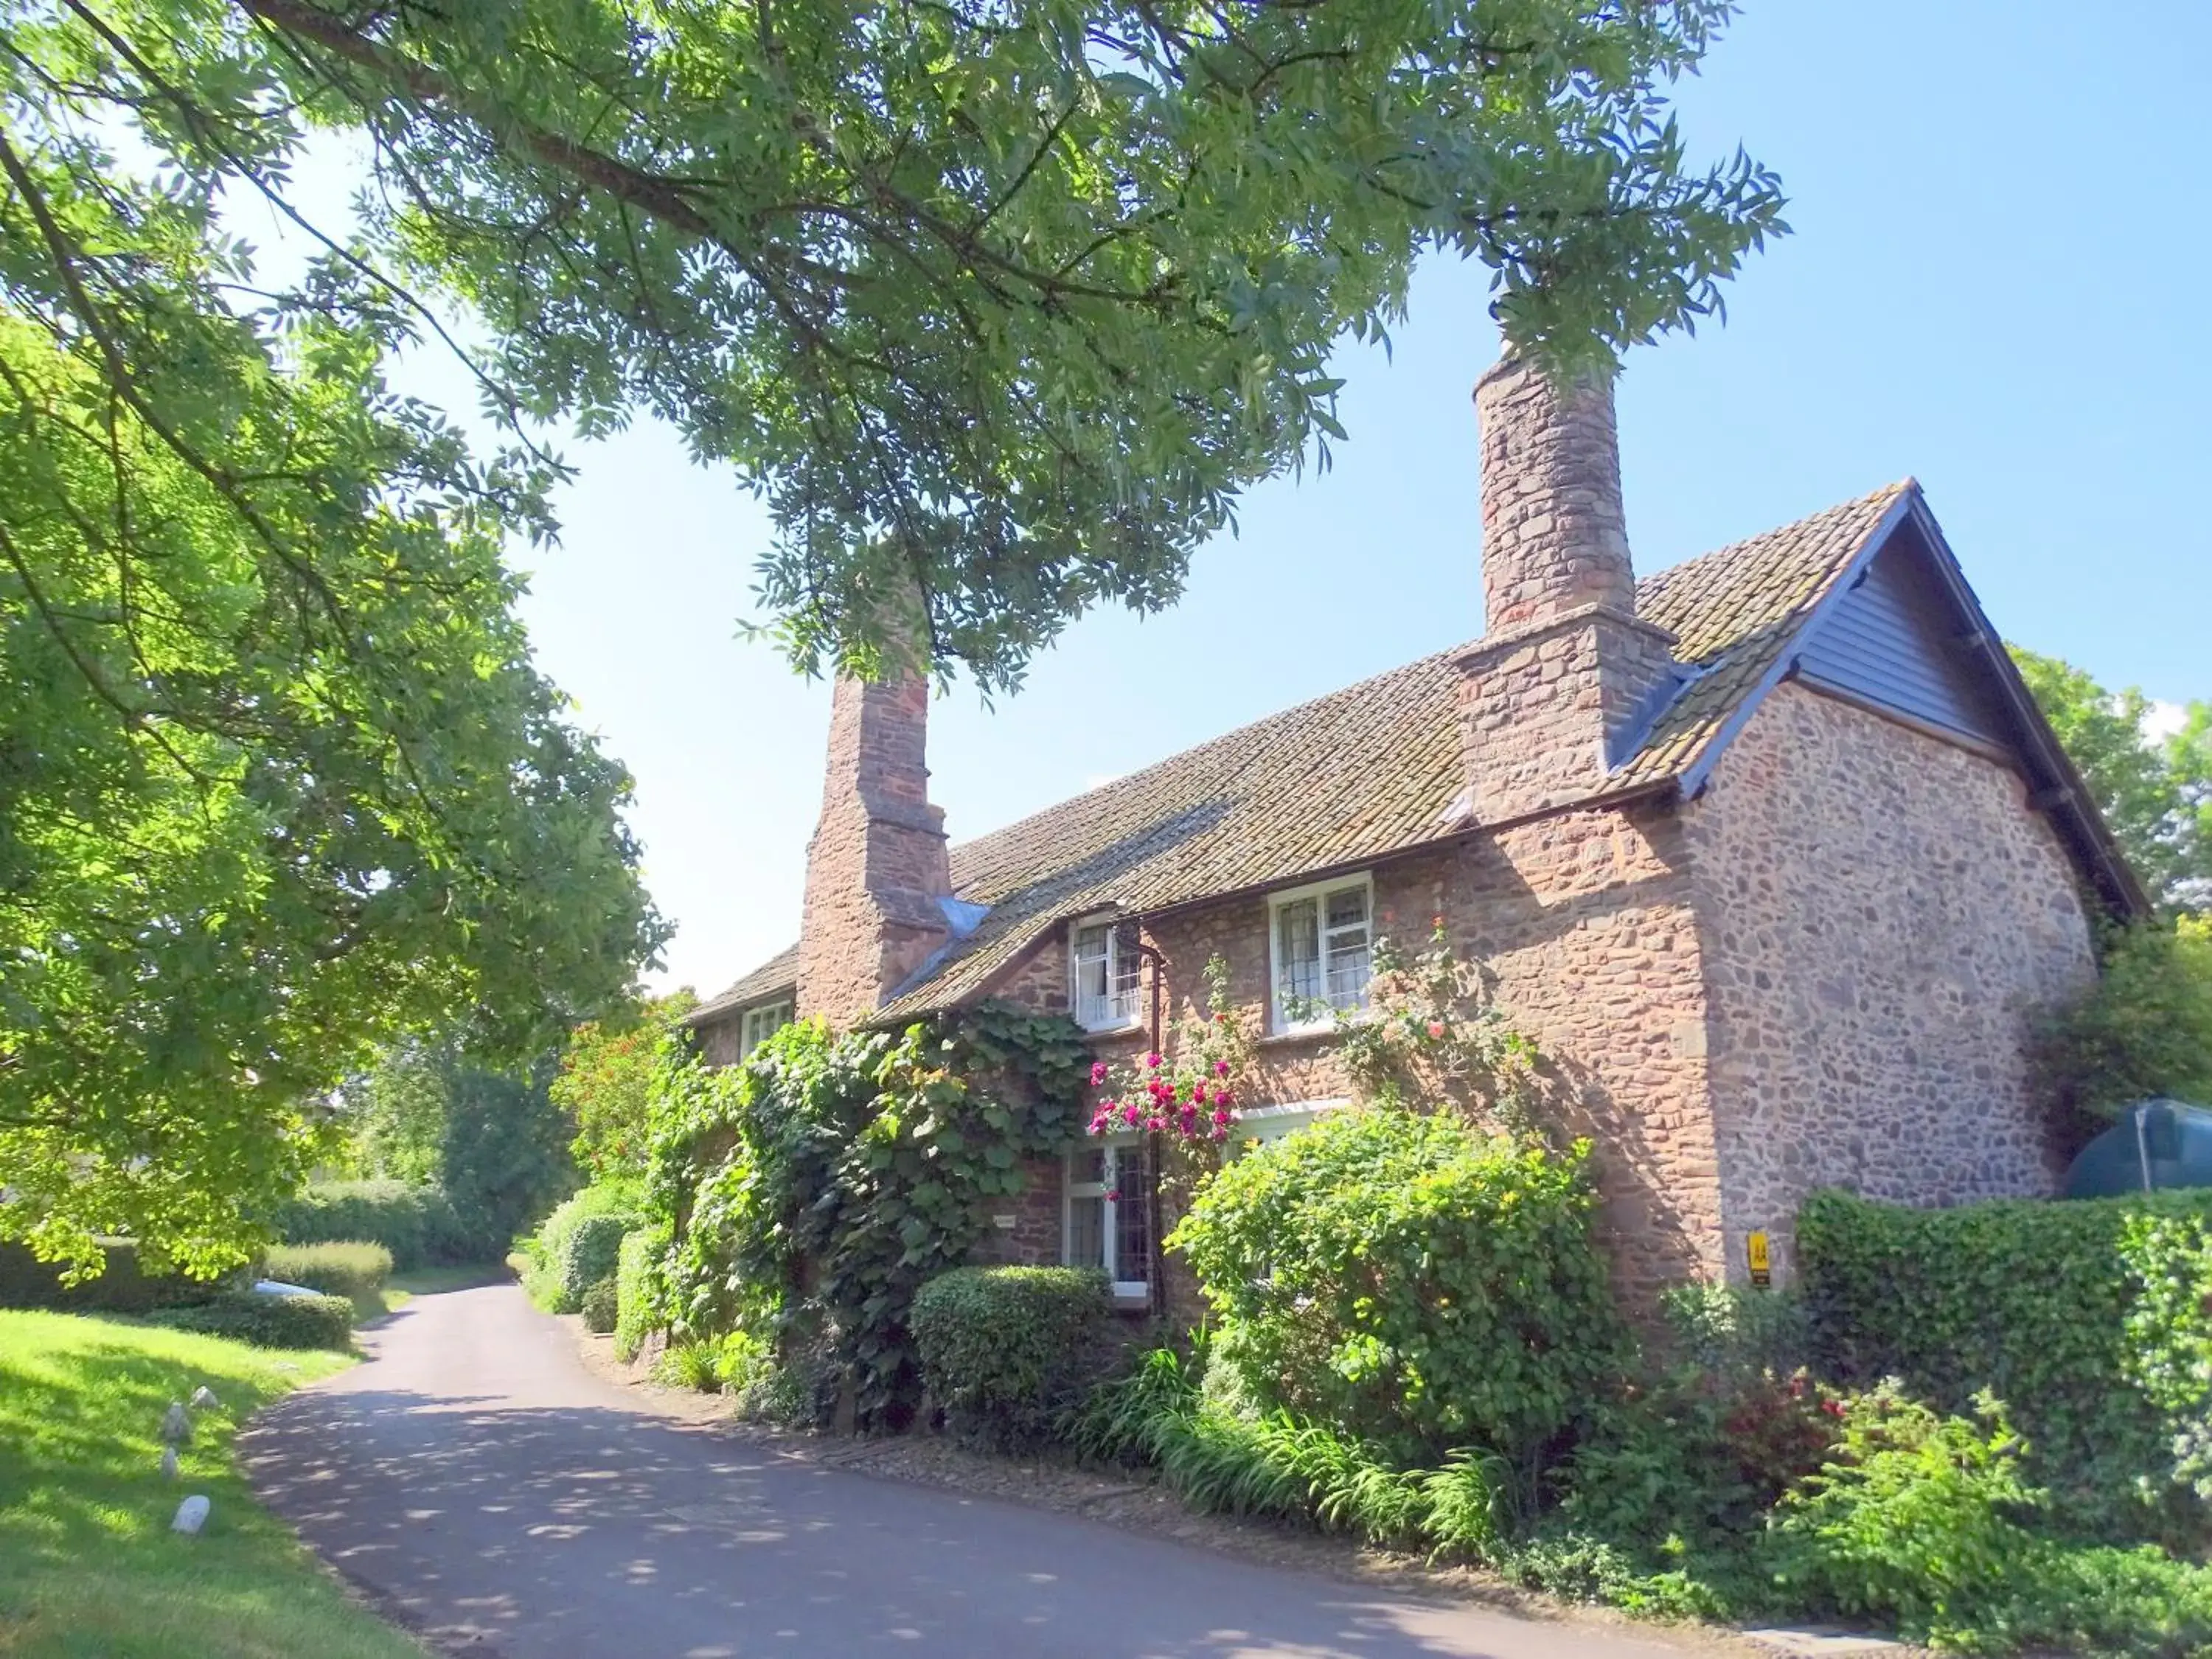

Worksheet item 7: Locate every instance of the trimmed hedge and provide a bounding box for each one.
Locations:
[911,1265,1114,1453]
[262,1242,392,1301]
[613,1226,661,1363]
[558,1214,636,1315]
[580,1276,619,1335]
[0,1240,225,1314]
[270,1181,473,1270]
[1800,1187,2212,1533]
[154,1290,357,1350]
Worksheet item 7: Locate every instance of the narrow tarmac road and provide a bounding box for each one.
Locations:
[243,1284,1722,1659]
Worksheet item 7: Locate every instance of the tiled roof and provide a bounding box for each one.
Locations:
[692,481,1915,1027]
[688,944,800,1025]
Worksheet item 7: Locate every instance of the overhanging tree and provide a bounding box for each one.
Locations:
[10,0,1784,689]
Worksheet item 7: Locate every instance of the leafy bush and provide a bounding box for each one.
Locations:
[613,1225,663,1363]
[1800,1187,2212,1535]
[580,1276,619,1334]
[262,1242,392,1301]
[0,1239,225,1313]
[2036,917,2212,1146]
[270,1181,472,1270]
[653,1336,723,1392]
[155,1290,356,1351]
[559,1214,636,1315]
[1167,1107,1626,1470]
[641,1005,1088,1430]
[1767,1385,2042,1646]
[911,1266,1114,1452]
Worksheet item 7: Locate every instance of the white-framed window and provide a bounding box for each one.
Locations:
[1267,874,1374,1032]
[1229,1098,1348,1152]
[740,1000,793,1056]
[1064,1141,1151,1301]
[1069,915,1143,1032]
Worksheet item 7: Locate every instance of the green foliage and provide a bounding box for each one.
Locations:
[0,1311,416,1658]
[652,1336,725,1394]
[156,1290,357,1352]
[2012,648,2210,915]
[554,992,698,1183]
[12,1,1783,698]
[613,1225,664,1364]
[580,1276,619,1335]
[911,1266,1113,1453]
[347,1047,452,1187]
[642,1003,1088,1430]
[262,1242,392,1303]
[0,1239,226,1314]
[2036,917,2212,1141]
[1768,1387,2041,1644]
[559,1216,637,1317]
[0,286,664,1277]
[438,1061,582,1259]
[1800,1188,2212,1539]
[1069,1342,1206,1470]
[1168,1107,1625,1470]
[270,1180,473,1272]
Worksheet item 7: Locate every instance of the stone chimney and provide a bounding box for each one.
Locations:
[796,667,953,1027]
[1454,353,1678,823]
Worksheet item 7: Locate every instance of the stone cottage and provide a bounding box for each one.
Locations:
[687,352,2144,1308]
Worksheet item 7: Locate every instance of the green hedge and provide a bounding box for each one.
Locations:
[580,1276,619,1335]
[558,1214,636,1315]
[153,1290,357,1351]
[1800,1187,2212,1534]
[0,1240,226,1314]
[911,1266,1115,1452]
[262,1242,392,1301]
[613,1226,661,1363]
[270,1181,473,1270]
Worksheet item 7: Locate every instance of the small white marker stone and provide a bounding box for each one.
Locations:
[160,1446,179,1481]
[189,1385,220,1411]
[171,1495,210,1535]
[159,1402,191,1444]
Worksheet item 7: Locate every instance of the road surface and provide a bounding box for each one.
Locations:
[243,1282,1727,1658]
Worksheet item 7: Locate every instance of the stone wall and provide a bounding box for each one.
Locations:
[978,795,1727,1308]
[1683,681,2096,1282]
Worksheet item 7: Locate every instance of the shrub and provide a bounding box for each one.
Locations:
[0,1239,224,1314]
[1167,1107,1626,1470]
[262,1242,392,1302]
[155,1290,356,1351]
[613,1225,663,1363]
[653,1336,722,1392]
[2036,917,2212,1147]
[558,1214,636,1315]
[1800,1186,2212,1535]
[1069,1342,1204,1469]
[580,1276,619,1334]
[270,1181,472,1270]
[1767,1385,2045,1648]
[910,1266,1114,1453]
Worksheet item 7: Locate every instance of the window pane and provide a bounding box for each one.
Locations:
[1068,1195,1104,1271]
[1073,924,1111,1025]
[1073,1146,1107,1186]
[1325,886,1368,930]
[1111,922,1142,1021]
[1276,898,1321,1009]
[1324,886,1371,1009]
[1110,1147,1151,1286]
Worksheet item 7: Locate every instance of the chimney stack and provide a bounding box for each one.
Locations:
[1454,352,1677,823]
[796,665,953,1028]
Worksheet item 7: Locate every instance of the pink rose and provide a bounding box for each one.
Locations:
[1121,1102,1141,1126]
[1214,1060,1229,1077]
[1427,1020,1447,1040]
[1212,1108,1231,1125]
[1090,1061,1109,1085]
[1145,1051,1162,1068]
[1105,1189,1120,1203]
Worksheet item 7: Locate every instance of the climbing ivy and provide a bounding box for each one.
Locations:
[637,1002,1088,1429]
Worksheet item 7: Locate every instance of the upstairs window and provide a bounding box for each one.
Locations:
[740,1001,793,1056]
[1071,917,1143,1032]
[1269,875,1373,1032]
[1065,1141,1152,1302]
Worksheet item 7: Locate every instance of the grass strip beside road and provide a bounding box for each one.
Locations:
[0,1309,423,1658]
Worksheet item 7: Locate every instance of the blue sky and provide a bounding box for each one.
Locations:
[309,1,2211,998]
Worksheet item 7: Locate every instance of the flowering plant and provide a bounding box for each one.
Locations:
[1295,919,1542,1135]
[1086,954,1253,1144]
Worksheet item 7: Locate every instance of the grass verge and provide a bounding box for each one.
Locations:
[0,1309,424,1658]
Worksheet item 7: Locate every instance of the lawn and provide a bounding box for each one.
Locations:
[0,1310,423,1658]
